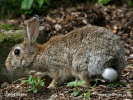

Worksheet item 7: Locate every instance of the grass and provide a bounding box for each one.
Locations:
[107,81,126,87]
[0,24,20,30]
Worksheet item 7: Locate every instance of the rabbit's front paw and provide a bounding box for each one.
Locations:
[79,73,91,88]
[47,84,56,89]
[47,79,58,89]
[81,82,90,88]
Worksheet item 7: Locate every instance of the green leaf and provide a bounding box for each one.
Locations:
[28,88,33,92]
[108,84,115,87]
[37,78,42,83]
[98,0,112,5]
[108,81,125,87]
[33,79,38,85]
[21,0,34,10]
[21,80,29,83]
[124,89,132,92]
[116,81,126,86]
[67,80,85,87]
[29,80,34,85]
[81,92,87,98]
[77,80,85,86]
[37,0,44,8]
[28,75,33,81]
[44,0,51,5]
[40,82,44,86]
[37,0,50,7]
[67,80,77,87]
[21,75,45,93]
[33,89,38,93]
[72,91,79,96]
[24,10,33,15]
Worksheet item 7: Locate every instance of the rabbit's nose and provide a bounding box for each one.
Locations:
[5,61,13,71]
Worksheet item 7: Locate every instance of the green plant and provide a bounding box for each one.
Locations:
[81,79,98,100]
[0,0,51,19]
[0,24,19,30]
[21,75,45,93]
[67,79,85,96]
[124,89,132,93]
[98,0,113,5]
[21,0,50,10]
[108,81,125,87]
[127,0,133,6]
[0,0,21,19]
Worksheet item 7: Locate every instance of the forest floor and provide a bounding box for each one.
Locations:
[0,2,133,100]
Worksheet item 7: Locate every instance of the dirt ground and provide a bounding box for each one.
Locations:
[0,2,133,100]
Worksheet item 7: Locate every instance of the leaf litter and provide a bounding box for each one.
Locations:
[0,2,133,100]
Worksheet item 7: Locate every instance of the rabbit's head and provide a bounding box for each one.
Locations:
[5,16,40,71]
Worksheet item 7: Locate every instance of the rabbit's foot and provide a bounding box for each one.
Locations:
[79,73,91,88]
[47,84,56,89]
[81,82,90,88]
[47,79,58,89]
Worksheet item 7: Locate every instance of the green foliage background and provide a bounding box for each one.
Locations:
[0,0,132,19]
[0,0,50,19]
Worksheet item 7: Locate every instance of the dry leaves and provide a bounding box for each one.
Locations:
[0,2,133,100]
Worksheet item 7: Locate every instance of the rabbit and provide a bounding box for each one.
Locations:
[5,16,126,88]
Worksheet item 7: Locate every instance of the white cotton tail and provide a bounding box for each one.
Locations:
[102,68,118,82]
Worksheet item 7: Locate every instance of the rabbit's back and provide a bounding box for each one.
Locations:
[43,25,123,57]
[37,25,125,77]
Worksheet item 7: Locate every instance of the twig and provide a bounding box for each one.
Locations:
[12,77,27,84]
[124,18,133,27]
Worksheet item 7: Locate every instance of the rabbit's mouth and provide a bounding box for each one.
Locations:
[5,58,23,71]
[5,61,16,71]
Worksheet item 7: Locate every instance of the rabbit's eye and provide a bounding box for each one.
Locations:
[14,49,20,55]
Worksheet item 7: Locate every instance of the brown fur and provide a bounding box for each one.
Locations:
[5,16,126,88]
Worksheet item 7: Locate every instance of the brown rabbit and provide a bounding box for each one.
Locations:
[5,16,126,88]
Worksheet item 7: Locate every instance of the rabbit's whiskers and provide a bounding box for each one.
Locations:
[11,70,14,83]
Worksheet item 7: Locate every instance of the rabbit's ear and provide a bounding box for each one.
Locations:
[26,15,39,43]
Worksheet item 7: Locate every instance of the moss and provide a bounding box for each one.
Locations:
[0,33,24,55]
[0,24,20,30]
[0,33,24,43]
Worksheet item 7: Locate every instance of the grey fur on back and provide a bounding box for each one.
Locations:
[33,25,125,78]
